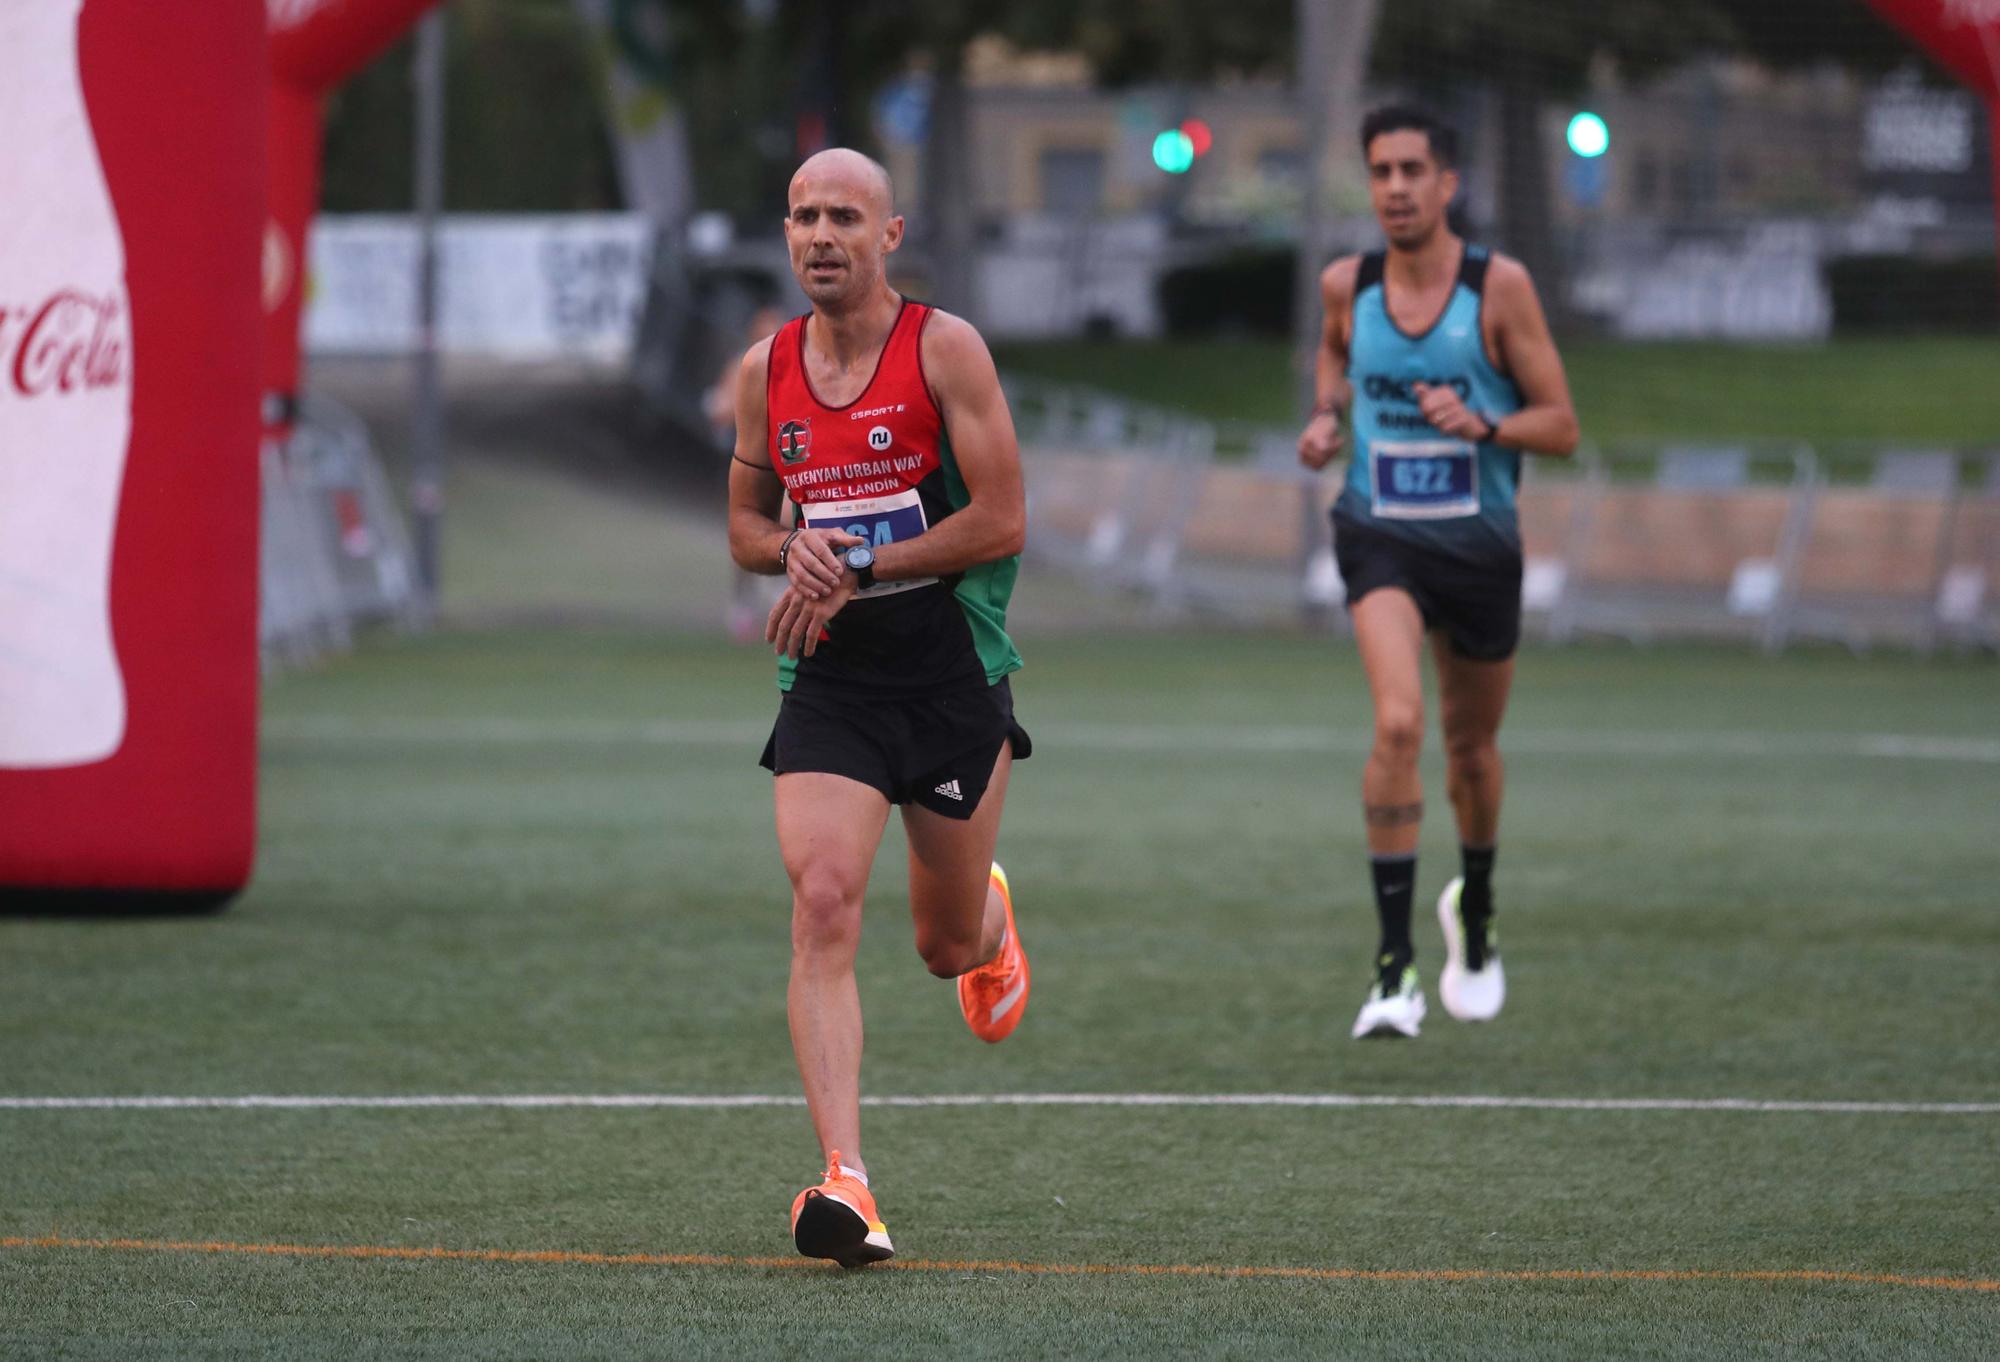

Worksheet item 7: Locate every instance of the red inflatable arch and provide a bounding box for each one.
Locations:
[0,0,435,911]
[0,0,263,911]
[265,0,444,434]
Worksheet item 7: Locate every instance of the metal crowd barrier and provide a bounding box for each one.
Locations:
[259,395,423,668]
[1010,373,1997,653]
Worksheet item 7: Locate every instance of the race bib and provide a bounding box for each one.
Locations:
[799,488,935,598]
[1369,440,1479,520]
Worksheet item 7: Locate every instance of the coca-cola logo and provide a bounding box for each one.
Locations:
[0,290,129,398]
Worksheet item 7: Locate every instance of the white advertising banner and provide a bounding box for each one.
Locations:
[304,213,655,360]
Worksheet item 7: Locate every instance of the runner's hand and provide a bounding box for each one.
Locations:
[785,527,864,600]
[1412,382,1487,441]
[766,576,857,660]
[1297,412,1345,470]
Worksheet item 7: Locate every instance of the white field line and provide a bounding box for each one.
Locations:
[2,1093,1996,1115]
[263,716,2000,764]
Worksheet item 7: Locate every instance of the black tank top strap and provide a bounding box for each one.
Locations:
[1458,244,1491,295]
[1356,252,1386,293]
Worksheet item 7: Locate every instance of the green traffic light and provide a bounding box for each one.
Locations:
[1566,112,1609,159]
[1152,129,1194,174]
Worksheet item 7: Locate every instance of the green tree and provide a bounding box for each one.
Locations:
[1369,0,1727,324]
[1710,0,1915,75]
[652,0,1295,306]
[321,0,620,212]
[1367,1,1938,323]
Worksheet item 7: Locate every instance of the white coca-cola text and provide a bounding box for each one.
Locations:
[0,289,128,398]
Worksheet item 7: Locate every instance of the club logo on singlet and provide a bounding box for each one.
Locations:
[867,425,892,451]
[777,419,812,464]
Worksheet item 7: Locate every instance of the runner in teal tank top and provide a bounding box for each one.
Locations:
[1338,243,1525,562]
[1296,106,1580,1043]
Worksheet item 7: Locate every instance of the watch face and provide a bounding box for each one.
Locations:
[846,545,874,570]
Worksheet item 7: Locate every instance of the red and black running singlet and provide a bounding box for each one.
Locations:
[766,298,1021,696]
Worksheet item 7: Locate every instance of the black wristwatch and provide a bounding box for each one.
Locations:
[842,544,876,591]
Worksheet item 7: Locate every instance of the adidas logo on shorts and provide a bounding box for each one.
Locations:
[933,779,963,801]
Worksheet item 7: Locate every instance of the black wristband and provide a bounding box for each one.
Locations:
[1476,413,1500,443]
[777,527,801,570]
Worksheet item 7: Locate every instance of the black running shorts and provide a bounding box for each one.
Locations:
[1332,511,1524,662]
[759,678,1031,820]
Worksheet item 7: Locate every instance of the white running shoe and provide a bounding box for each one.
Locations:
[1351,958,1426,1039]
[1437,877,1505,1022]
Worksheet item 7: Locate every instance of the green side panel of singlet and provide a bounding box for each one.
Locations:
[939,427,1023,685]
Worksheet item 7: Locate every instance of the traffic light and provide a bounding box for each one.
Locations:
[1566,111,1610,159]
[1151,119,1213,174]
[1152,129,1194,174]
[1563,111,1610,208]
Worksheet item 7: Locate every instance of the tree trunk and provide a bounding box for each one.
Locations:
[922,48,976,320]
[1294,0,1381,419]
[1496,72,1569,331]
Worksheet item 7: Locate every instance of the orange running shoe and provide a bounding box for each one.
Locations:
[790,1149,894,1267]
[957,862,1030,1043]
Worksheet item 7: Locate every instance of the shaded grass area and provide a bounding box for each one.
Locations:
[993,336,2000,450]
[3,632,1997,1357]
[436,456,722,626]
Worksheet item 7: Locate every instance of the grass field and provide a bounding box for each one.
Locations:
[993,336,2000,451]
[4,629,1998,1358]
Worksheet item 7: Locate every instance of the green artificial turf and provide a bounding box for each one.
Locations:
[994,336,2000,452]
[3,631,1997,1358]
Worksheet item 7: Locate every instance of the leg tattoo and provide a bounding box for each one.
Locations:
[1364,801,1424,829]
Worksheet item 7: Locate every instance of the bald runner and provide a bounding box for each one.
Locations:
[724,147,1036,1266]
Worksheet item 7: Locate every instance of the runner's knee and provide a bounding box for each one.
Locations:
[1373,704,1424,764]
[790,871,863,956]
[912,914,984,978]
[1444,732,1498,782]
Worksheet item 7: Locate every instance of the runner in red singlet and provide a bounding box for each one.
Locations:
[726,148,1033,1268]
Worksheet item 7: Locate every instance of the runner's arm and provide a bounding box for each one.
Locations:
[1299,258,1359,470]
[1486,258,1579,457]
[867,311,1027,583]
[727,338,855,592]
[727,339,788,573]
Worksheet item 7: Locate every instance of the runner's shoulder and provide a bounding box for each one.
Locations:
[916,306,991,361]
[1319,254,1365,303]
[1479,251,1537,303]
[740,331,781,384]
[733,332,783,428]
[916,307,1000,399]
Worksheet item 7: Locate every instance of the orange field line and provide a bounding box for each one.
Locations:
[4,1236,1996,1294]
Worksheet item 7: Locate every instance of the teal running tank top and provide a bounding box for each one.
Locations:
[1336,245,1524,559]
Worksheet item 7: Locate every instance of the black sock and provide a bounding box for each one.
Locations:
[1461,844,1497,925]
[1369,853,1417,970]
